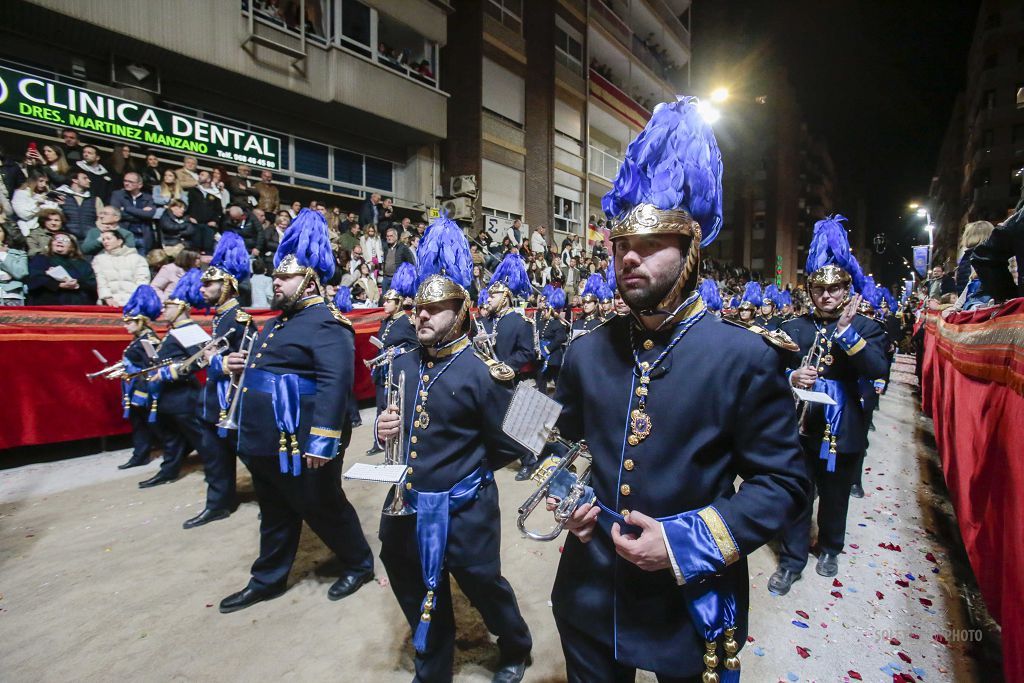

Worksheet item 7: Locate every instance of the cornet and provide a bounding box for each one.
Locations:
[517,433,593,541]
[383,368,413,516]
[217,327,258,431]
[85,361,126,380]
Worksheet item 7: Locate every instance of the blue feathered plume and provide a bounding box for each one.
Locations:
[548,288,567,310]
[582,273,604,299]
[780,290,792,307]
[805,215,862,288]
[741,281,762,307]
[123,284,162,320]
[730,295,740,308]
[169,268,204,307]
[489,253,531,299]
[763,284,780,308]
[274,208,335,283]
[602,97,724,246]
[210,232,252,282]
[477,287,489,307]
[334,286,353,313]
[698,278,722,311]
[391,262,418,298]
[604,265,616,293]
[416,214,472,289]
[541,284,554,302]
[597,283,613,301]
[860,276,882,309]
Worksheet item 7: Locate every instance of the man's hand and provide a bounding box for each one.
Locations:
[550,500,600,543]
[790,365,818,389]
[376,406,401,442]
[225,350,247,375]
[202,345,217,363]
[304,455,327,469]
[837,294,861,332]
[611,510,670,572]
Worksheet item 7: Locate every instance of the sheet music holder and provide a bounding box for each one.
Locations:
[792,387,837,405]
[169,324,212,348]
[501,384,563,456]
[343,463,407,484]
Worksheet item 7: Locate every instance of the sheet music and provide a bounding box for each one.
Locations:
[570,329,589,340]
[169,324,212,348]
[502,384,563,456]
[369,336,383,349]
[792,387,837,405]
[343,463,407,484]
[140,338,157,359]
[45,265,71,281]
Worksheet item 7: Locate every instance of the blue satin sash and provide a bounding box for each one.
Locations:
[810,378,845,472]
[404,465,494,653]
[245,369,317,476]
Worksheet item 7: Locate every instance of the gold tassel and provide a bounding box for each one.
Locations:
[420,590,434,622]
[723,627,741,671]
[702,640,720,683]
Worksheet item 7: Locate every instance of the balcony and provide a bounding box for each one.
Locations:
[589,145,623,182]
[589,69,651,129]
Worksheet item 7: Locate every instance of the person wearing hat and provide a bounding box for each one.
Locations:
[219,209,374,613]
[848,276,890,500]
[769,215,889,595]
[182,233,254,529]
[755,284,783,330]
[546,97,808,682]
[138,269,208,489]
[331,286,364,432]
[487,253,537,385]
[366,261,418,456]
[537,288,569,395]
[698,277,723,319]
[115,284,163,470]
[570,273,605,340]
[375,215,533,683]
[735,281,762,325]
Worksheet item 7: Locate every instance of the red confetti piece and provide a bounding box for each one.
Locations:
[920,597,933,607]
[910,633,920,639]
[205,603,213,608]
[746,635,754,642]
[898,651,912,663]
[848,671,862,681]
[796,646,811,659]
[896,579,910,587]
[933,634,948,645]
[876,591,885,600]
[796,610,809,619]
[832,579,844,587]
[830,591,843,599]
[820,622,827,628]
[890,638,901,646]
[925,552,938,563]
[558,546,564,553]
[849,544,859,549]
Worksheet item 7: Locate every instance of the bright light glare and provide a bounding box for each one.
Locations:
[926,223,935,232]
[916,208,927,218]
[696,100,721,124]
[908,202,920,210]
[710,87,729,103]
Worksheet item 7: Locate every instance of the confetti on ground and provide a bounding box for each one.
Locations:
[792,620,809,629]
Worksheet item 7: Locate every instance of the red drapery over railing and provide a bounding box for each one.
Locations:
[920,299,1024,683]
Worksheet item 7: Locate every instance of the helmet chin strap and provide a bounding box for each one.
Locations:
[282,270,316,309]
[434,298,469,348]
[813,293,849,320]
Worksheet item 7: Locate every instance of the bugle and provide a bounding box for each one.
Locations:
[383,368,413,516]
[517,437,593,541]
[217,327,258,431]
[85,361,126,380]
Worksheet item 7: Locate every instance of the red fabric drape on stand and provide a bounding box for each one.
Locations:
[921,300,1024,683]
[0,305,386,450]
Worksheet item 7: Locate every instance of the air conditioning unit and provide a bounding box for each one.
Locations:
[441,196,475,221]
[450,175,478,198]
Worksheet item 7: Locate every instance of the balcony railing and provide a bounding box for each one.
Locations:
[589,146,623,181]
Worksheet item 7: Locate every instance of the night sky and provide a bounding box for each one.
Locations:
[692,0,980,283]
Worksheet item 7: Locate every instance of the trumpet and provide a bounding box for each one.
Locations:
[85,361,126,380]
[217,327,258,431]
[122,357,176,380]
[383,368,413,516]
[472,313,495,358]
[363,346,398,369]
[517,434,593,541]
[795,330,826,428]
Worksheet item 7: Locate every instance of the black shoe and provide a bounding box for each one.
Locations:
[219,585,286,614]
[514,464,535,481]
[767,568,801,596]
[365,445,384,456]
[850,483,865,498]
[816,552,839,577]
[182,508,230,529]
[351,419,363,428]
[138,473,175,488]
[118,459,147,470]
[493,655,531,683]
[328,569,374,600]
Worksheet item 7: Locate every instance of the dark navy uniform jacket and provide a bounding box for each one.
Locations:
[153,320,205,415]
[123,329,160,407]
[754,314,782,331]
[379,339,528,567]
[552,300,808,676]
[570,313,603,339]
[780,313,889,454]
[493,309,535,373]
[538,315,569,368]
[373,312,417,386]
[199,299,250,425]
[236,296,353,460]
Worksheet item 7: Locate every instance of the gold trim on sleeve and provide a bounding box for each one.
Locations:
[697,506,740,566]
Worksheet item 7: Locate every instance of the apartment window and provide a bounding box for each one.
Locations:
[482,160,525,215]
[339,0,372,57]
[555,19,584,76]
[485,0,523,34]
[482,58,526,126]
[554,195,582,234]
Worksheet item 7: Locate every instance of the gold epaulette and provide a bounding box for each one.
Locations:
[473,350,516,382]
[722,317,800,352]
[235,309,253,324]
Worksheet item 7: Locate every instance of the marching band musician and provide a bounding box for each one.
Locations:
[755,284,784,330]
[367,262,418,456]
[219,209,373,613]
[115,284,163,470]
[769,215,889,595]
[138,269,208,489]
[849,277,889,499]
[698,277,723,319]
[598,282,615,320]
[570,274,605,338]
[487,253,536,384]
[332,286,363,431]
[735,281,761,326]
[183,233,253,529]
[375,214,533,683]
[536,287,569,394]
[548,98,808,683]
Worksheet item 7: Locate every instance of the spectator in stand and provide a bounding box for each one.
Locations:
[469,243,484,269]
[350,282,371,308]
[249,257,273,309]
[254,169,280,213]
[355,262,378,304]
[955,220,995,294]
[107,144,140,188]
[469,264,486,304]
[26,208,68,256]
[75,145,113,203]
[339,211,357,232]
[141,151,162,189]
[972,206,1024,300]
[360,223,384,272]
[339,219,361,253]
[151,249,200,302]
[287,200,302,219]
[391,215,411,239]
[345,245,367,281]
[0,224,29,305]
[26,232,96,305]
[12,171,56,236]
[209,167,231,207]
[158,199,195,256]
[228,164,260,207]
[220,205,261,254]
[550,253,567,284]
[927,264,956,299]
[359,191,382,227]
[92,230,150,306]
[153,168,188,219]
[55,169,102,241]
[175,155,200,191]
[257,210,289,271]
[109,172,157,254]
[60,129,84,165]
[530,223,550,263]
[82,206,136,256]
[506,218,525,249]
[38,144,70,188]
[378,197,395,231]
[380,225,415,294]
[186,170,224,253]
[326,206,342,234]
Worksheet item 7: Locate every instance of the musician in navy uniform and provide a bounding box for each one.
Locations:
[570,274,605,339]
[598,282,615,320]
[536,288,569,394]
[487,254,536,384]
[367,262,418,456]
[735,281,761,326]
[849,277,890,499]
[219,209,374,613]
[754,284,784,330]
[138,270,207,489]
[548,98,809,683]
[768,215,890,595]
[477,287,494,335]
[115,284,163,470]
[697,278,723,319]
[376,215,532,683]
[183,233,253,529]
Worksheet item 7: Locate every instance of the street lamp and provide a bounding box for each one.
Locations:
[908,201,934,275]
[710,87,729,103]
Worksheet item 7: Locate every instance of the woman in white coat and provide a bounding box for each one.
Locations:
[92,230,151,306]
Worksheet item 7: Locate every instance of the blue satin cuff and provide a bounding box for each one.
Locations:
[812,378,845,472]
[834,325,865,354]
[207,354,225,380]
[663,511,730,583]
[305,432,339,460]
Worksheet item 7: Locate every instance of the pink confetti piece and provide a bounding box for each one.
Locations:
[848,671,862,680]
[830,591,843,599]
[796,646,811,659]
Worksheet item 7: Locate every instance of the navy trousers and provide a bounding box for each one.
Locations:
[247,455,373,591]
[155,410,203,479]
[199,422,249,512]
[556,616,700,683]
[127,407,158,464]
